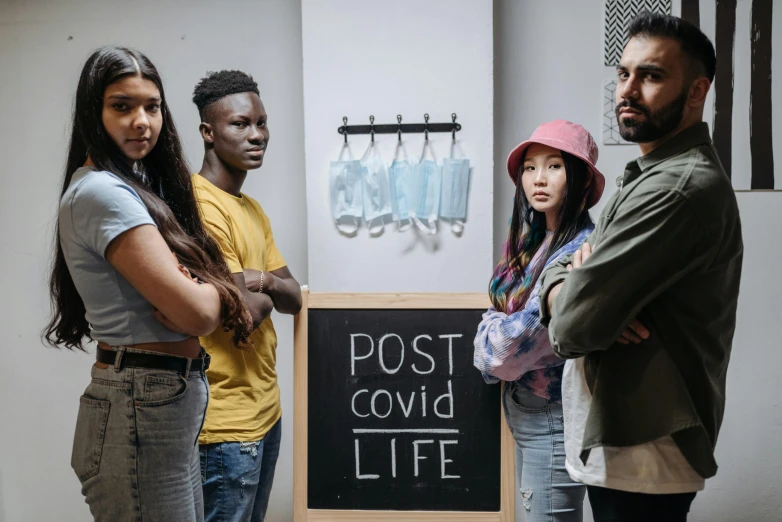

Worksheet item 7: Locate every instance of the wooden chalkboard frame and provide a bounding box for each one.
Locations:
[293,288,516,522]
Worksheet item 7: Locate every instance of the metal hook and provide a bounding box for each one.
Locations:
[451,113,457,141]
[369,115,375,143]
[424,113,430,141]
[342,116,348,144]
[397,114,402,142]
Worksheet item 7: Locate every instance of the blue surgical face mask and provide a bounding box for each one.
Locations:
[410,158,441,235]
[360,142,392,235]
[329,146,363,235]
[440,151,470,234]
[388,141,415,231]
[389,159,414,230]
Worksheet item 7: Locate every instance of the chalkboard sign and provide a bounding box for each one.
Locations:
[293,291,515,522]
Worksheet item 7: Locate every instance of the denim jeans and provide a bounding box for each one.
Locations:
[503,382,586,522]
[71,347,210,522]
[200,418,282,522]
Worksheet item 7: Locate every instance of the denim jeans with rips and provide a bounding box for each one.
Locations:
[199,418,282,522]
[503,381,586,522]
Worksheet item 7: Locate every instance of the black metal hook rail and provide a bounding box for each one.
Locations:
[337,113,461,143]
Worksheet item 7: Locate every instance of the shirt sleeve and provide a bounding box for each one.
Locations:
[67,172,155,258]
[473,304,552,384]
[546,188,701,359]
[539,229,597,326]
[198,200,243,273]
[258,208,287,272]
[473,231,592,383]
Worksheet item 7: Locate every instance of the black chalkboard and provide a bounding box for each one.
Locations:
[307,308,501,512]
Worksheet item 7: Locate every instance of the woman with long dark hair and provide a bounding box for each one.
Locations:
[45,46,253,521]
[474,120,605,521]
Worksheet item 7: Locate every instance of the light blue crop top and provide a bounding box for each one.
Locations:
[58,167,189,345]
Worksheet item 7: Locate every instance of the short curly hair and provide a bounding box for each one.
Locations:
[192,70,260,119]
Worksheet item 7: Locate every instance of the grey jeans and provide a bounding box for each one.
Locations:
[71,347,209,522]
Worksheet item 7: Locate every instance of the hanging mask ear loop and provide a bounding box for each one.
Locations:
[448,114,466,235]
[338,136,353,162]
[392,116,412,233]
[413,115,439,236]
[334,119,361,235]
[361,117,386,236]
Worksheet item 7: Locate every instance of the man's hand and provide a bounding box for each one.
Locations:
[568,242,592,271]
[617,319,650,345]
[243,268,267,293]
[244,267,302,315]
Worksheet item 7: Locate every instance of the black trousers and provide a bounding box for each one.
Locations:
[588,486,697,522]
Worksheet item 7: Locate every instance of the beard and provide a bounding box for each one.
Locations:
[616,89,688,143]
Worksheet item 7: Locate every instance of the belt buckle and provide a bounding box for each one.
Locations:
[202,352,211,371]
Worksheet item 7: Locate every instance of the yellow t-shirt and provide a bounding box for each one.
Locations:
[192,173,287,444]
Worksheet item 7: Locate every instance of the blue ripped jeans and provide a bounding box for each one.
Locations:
[199,418,282,522]
[503,382,585,522]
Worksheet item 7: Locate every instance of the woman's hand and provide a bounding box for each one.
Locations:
[173,252,199,284]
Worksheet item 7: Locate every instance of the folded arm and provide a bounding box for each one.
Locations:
[539,189,700,359]
[474,229,594,382]
[244,267,302,315]
[107,225,222,337]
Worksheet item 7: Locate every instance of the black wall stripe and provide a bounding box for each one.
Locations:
[681,0,700,28]
[713,0,737,180]
[750,0,774,190]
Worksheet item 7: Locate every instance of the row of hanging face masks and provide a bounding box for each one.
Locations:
[329,139,470,236]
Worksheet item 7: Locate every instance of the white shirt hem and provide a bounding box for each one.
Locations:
[565,460,705,495]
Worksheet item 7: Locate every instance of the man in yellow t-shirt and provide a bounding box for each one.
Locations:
[191,70,302,522]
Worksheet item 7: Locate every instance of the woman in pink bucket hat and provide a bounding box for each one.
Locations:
[474,120,604,521]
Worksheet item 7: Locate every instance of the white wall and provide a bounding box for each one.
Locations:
[693,5,782,520]
[494,1,782,521]
[301,0,494,293]
[0,1,306,521]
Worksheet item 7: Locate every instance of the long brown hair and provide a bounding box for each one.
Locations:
[44,46,252,350]
[489,150,593,313]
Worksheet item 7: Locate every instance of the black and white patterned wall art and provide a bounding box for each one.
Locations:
[604,0,672,66]
[602,79,632,146]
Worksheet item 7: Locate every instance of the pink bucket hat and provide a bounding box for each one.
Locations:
[506,120,605,208]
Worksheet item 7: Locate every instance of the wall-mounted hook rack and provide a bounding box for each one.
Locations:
[337,113,461,138]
